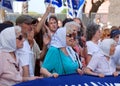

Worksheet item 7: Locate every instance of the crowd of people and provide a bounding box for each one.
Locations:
[0,5,120,86]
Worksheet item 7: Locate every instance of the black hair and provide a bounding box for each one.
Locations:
[62,18,73,27]
[86,22,100,41]
[45,15,58,26]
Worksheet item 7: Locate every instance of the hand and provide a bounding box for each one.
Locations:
[46,4,55,13]
[98,73,105,78]
[77,68,84,75]
[28,76,43,81]
[51,73,59,78]
[113,71,119,77]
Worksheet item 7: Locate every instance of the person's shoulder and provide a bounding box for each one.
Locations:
[0,52,9,60]
[86,41,94,46]
[116,45,120,50]
[48,46,59,52]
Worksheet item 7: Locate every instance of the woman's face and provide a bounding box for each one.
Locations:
[48,18,58,33]
[16,32,24,49]
[66,32,76,46]
[114,34,120,43]
[94,29,101,41]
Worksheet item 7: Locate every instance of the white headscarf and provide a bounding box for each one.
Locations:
[50,26,82,68]
[0,26,21,52]
[100,38,116,57]
[50,27,67,48]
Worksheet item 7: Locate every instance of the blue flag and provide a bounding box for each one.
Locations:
[67,0,85,18]
[44,0,62,7]
[14,73,120,86]
[1,0,13,12]
[16,0,28,1]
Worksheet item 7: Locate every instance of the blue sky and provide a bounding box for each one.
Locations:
[28,0,64,14]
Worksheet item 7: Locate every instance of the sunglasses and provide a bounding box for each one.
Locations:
[16,35,23,41]
[13,63,19,71]
[66,33,76,39]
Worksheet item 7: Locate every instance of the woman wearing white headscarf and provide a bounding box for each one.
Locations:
[0,26,24,86]
[40,26,83,77]
[0,26,41,86]
[85,38,118,77]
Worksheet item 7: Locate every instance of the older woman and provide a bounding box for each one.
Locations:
[0,26,24,86]
[85,39,118,77]
[86,22,102,65]
[40,25,83,77]
[0,26,40,86]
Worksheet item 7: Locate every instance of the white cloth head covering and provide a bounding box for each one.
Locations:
[50,27,67,48]
[50,26,82,68]
[0,26,21,52]
[100,38,116,57]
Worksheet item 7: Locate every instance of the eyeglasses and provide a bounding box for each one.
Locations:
[13,63,19,71]
[66,33,76,39]
[16,35,23,41]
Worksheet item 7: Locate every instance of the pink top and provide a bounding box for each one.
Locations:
[0,52,23,86]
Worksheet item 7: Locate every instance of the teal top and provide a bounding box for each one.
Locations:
[42,46,79,75]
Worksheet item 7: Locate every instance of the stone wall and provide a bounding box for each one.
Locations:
[108,0,120,26]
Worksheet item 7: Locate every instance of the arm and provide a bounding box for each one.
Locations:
[40,67,53,77]
[22,65,30,77]
[39,43,48,61]
[86,54,92,65]
[22,76,43,82]
[40,67,58,78]
[84,67,105,77]
[40,33,51,61]
[35,5,54,34]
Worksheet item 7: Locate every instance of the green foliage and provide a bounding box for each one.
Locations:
[61,8,67,14]
[28,11,40,15]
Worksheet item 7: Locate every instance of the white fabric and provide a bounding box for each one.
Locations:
[112,45,120,65]
[50,27,67,48]
[100,39,115,57]
[86,41,102,56]
[87,53,116,75]
[0,27,16,52]
[50,27,82,68]
[66,46,82,68]
[118,35,120,45]
[15,40,34,76]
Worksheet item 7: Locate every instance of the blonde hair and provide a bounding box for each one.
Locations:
[100,28,111,41]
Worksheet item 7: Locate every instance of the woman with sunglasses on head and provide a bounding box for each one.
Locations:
[110,27,120,72]
[40,23,83,77]
[0,26,41,86]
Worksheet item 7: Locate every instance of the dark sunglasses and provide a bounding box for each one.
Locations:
[13,63,19,71]
[16,35,23,41]
[66,33,76,39]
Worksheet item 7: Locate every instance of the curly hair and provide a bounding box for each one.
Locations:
[86,22,100,41]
